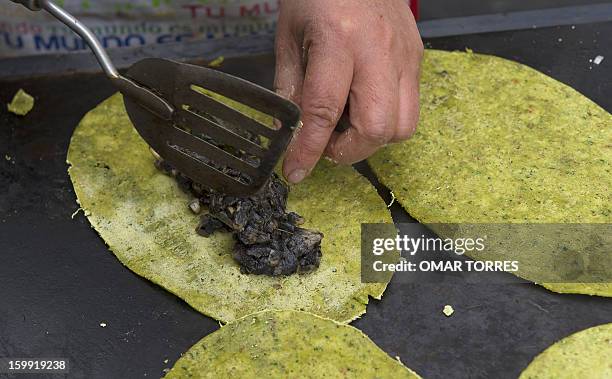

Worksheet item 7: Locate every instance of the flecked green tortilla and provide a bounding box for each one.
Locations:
[166,309,421,379]
[7,89,34,116]
[368,49,611,296]
[67,93,395,323]
[519,323,612,379]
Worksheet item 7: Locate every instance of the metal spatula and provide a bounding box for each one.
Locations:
[11,0,301,196]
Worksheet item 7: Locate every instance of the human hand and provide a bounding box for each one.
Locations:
[275,0,423,183]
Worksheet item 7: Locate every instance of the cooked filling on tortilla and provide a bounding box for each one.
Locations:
[153,156,323,276]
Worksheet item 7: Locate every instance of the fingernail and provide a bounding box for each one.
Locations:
[287,169,307,184]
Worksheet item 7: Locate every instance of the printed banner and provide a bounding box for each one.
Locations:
[0,0,279,57]
[0,0,417,58]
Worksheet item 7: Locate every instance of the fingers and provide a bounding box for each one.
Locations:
[391,72,420,142]
[393,34,422,142]
[326,44,421,163]
[327,73,420,163]
[282,40,354,183]
[273,12,303,103]
[276,0,423,178]
[325,60,398,164]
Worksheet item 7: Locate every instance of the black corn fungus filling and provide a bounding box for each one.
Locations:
[154,157,323,276]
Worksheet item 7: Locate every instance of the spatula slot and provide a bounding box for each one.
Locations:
[189,84,279,129]
[180,104,268,152]
[187,85,281,142]
[178,106,266,156]
[169,145,254,187]
[168,148,254,186]
[167,125,261,176]
[174,107,265,179]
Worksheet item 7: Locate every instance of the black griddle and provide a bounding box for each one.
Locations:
[1,22,611,379]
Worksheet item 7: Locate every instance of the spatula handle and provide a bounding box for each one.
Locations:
[10,0,174,120]
[10,0,118,78]
[39,0,120,79]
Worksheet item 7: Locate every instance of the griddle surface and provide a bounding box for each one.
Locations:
[1,23,610,379]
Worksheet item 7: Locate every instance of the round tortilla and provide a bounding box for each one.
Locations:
[67,93,395,324]
[165,309,421,379]
[368,49,612,296]
[519,323,612,379]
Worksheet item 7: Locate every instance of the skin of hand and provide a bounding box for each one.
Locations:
[274,0,423,184]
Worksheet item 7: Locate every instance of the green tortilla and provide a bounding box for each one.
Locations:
[519,323,612,379]
[67,93,395,323]
[368,49,612,296]
[166,309,421,379]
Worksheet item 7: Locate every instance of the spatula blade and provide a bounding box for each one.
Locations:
[122,58,300,196]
